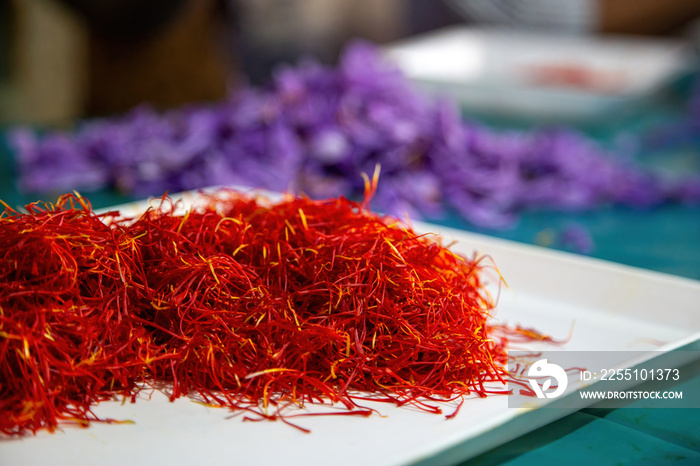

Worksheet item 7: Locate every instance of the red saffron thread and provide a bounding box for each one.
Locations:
[0,187,554,435]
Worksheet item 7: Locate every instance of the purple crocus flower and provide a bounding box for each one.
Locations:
[8,40,700,234]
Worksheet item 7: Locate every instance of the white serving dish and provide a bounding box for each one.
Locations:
[384,27,694,121]
[2,190,699,466]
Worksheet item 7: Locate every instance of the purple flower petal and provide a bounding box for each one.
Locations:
[7,41,700,231]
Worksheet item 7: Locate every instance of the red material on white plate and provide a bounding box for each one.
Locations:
[3,191,699,466]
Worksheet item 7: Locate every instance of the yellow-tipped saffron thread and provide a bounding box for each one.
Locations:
[0,187,557,436]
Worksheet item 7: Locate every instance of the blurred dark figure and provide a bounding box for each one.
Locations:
[0,2,11,83]
[599,0,700,35]
[59,0,231,116]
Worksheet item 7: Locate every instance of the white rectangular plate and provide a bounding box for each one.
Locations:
[384,26,693,121]
[3,191,700,466]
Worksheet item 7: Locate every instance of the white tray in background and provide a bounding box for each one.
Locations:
[384,27,693,121]
[3,191,699,466]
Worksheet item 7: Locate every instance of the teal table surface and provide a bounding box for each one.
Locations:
[1,90,699,466]
[440,87,700,465]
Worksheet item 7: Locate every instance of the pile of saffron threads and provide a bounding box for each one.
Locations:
[1,186,510,436]
[0,195,150,435]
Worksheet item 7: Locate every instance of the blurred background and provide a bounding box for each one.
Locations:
[4,0,420,123]
[2,0,699,124]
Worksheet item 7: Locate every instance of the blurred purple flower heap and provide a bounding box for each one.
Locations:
[11,41,700,228]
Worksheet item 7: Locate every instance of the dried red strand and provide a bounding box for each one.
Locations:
[1,188,530,436]
[0,195,149,435]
